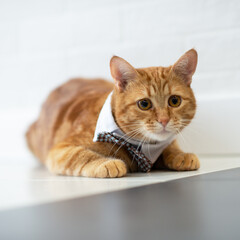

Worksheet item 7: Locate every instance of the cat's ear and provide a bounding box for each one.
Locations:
[172,49,198,86]
[110,56,138,92]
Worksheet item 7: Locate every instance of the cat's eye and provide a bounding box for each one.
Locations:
[168,95,182,108]
[137,98,152,110]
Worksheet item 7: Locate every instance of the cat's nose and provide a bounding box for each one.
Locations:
[158,117,169,127]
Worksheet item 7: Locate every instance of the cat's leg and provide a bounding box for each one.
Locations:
[46,142,127,178]
[161,140,200,171]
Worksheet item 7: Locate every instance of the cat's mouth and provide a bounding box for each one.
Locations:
[155,129,171,134]
[142,127,175,142]
[145,125,173,135]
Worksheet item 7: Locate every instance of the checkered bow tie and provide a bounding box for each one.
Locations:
[96,132,153,172]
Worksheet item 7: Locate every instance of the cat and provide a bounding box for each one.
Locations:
[26,49,200,178]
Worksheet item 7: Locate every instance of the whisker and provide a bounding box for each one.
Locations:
[107,127,142,157]
[175,128,188,149]
[178,124,203,136]
[131,134,148,167]
[112,129,143,158]
[131,134,145,165]
[110,127,143,156]
[117,123,143,128]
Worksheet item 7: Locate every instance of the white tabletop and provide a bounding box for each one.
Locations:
[0,155,240,211]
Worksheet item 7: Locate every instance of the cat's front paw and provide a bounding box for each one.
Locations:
[165,153,200,171]
[95,159,127,178]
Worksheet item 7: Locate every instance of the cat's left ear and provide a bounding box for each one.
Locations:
[172,49,198,86]
[110,56,138,92]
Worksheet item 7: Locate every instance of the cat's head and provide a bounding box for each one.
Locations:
[110,49,197,143]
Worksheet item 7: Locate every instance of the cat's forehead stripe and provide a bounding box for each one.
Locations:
[149,85,156,96]
[162,80,168,92]
[153,83,158,92]
[138,67,173,98]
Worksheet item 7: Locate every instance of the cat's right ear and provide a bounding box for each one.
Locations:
[172,49,198,86]
[110,56,138,92]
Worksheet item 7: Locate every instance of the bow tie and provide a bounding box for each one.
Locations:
[96,132,153,172]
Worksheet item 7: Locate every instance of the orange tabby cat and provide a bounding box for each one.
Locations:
[26,49,200,178]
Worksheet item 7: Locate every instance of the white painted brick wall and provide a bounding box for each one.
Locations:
[0,0,239,161]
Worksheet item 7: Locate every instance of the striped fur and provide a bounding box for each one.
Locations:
[26,49,200,178]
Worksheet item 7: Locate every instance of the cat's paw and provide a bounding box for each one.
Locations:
[95,159,127,178]
[166,153,200,171]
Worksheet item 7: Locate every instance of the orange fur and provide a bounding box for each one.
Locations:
[26,49,200,178]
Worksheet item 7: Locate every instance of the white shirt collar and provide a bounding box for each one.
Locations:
[93,92,175,164]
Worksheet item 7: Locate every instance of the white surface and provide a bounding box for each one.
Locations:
[0,155,240,211]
